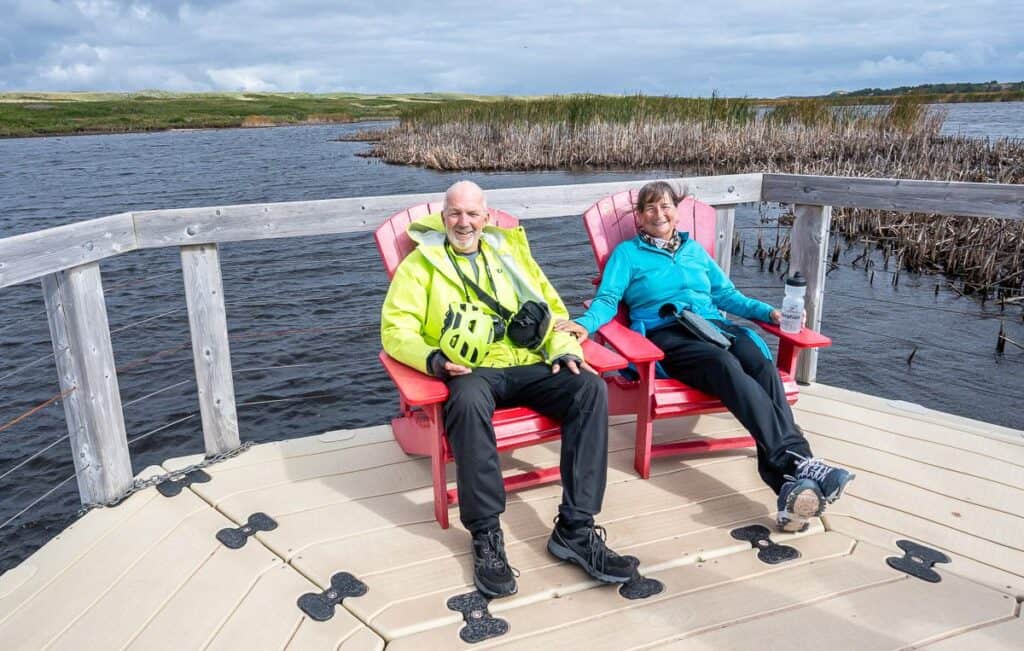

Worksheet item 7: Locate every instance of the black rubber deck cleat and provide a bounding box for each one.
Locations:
[297,572,368,622]
[156,469,211,497]
[731,524,801,564]
[216,512,277,549]
[616,555,664,600]
[886,540,950,583]
[446,591,509,644]
[619,575,664,599]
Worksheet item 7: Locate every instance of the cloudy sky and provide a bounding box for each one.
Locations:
[2,0,1022,97]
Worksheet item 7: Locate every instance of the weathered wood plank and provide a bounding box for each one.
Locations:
[0,213,137,289]
[713,206,736,275]
[180,244,240,455]
[790,204,831,383]
[41,264,132,504]
[762,174,1024,219]
[131,175,763,248]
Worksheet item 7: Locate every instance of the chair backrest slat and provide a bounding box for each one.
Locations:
[583,191,718,274]
[583,191,719,326]
[375,203,520,279]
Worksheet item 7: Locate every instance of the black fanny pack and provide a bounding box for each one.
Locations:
[659,304,733,349]
[506,300,552,350]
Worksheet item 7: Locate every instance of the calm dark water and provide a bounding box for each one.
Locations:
[1,106,1023,573]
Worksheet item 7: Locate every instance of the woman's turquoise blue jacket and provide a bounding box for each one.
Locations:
[575,232,776,365]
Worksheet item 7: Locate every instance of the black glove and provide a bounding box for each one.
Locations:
[427,350,451,379]
[551,353,582,370]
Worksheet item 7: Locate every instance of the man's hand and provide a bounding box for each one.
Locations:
[443,361,473,376]
[429,350,471,378]
[551,354,596,375]
[553,319,589,343]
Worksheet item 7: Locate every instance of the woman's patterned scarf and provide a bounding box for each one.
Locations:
[639,229,682,253]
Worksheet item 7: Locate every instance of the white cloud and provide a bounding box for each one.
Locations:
[1,1,1022,96]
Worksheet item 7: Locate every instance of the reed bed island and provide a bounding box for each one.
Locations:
[358,95,1024,300]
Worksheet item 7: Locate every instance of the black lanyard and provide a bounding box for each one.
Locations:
[444,243,515,321]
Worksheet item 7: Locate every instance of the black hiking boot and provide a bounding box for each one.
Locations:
[547,516,636,584]
[471,528,518,598]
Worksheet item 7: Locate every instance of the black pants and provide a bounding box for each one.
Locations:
[647,322,812,493]
[444,363,609,534]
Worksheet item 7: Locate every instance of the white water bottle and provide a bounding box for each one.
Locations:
[780,272,807,334]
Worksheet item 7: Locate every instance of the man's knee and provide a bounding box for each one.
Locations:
[444,374,495,421]
[560,370,607,407]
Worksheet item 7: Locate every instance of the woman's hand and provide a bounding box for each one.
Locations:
[769,309,808,328]
[554,319,589,343]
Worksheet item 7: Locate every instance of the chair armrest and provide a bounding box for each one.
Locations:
[753,321,832,349]
[378,351,449,406]
[580,339,629,373]
[595,320,665,363]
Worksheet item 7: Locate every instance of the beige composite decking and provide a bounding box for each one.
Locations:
[0,383,1022,649]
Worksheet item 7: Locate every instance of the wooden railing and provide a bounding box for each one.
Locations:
[1,173,1022,505]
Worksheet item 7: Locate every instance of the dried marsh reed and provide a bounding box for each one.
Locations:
[362,94,1024,297]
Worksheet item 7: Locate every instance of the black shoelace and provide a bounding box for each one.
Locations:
[476,530,508,570]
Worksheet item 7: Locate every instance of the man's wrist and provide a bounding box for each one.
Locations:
[427,350,450,378]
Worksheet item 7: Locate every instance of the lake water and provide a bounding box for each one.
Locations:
[1,103,1022,573]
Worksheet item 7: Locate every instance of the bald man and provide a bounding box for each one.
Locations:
[381,180,635,597]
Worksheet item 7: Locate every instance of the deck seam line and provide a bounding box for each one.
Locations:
[0,487,161,627]
[840,493,1024,553]
[627,575,907,651]
[358,518,823,624]
[272,454,761,556]
[279,614,304,650]
[49,512,220,650]
[795,401,1024,460]
[411,534,858,648]
[803,429,1024,496]
[119,545,222,650]
[824,513,1024,583]
[901,614,1022,650]
[169,433,403,474]
[199,560,289,650]
[180,429,723,507]
[800,436,1024,518]
[801,386,1024,442]
[214,444,753,522]
[286,483,770,569]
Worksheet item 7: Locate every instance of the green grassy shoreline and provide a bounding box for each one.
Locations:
[3,90,1022,139]
[0,92,494,138]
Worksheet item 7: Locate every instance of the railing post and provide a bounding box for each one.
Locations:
[790,204,832,384]
[714,207,736,275]
[181,243,240,455]
[42,263,133,504]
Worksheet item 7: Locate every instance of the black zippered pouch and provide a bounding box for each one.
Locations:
[674,308,733,349]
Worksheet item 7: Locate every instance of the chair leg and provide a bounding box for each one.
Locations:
[427,404,450,529]
[633,361,657,479]
[634,411,654,479]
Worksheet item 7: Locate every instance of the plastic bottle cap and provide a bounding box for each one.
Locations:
[786,272,807,287]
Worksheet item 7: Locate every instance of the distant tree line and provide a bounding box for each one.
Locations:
[829,80,1024,97]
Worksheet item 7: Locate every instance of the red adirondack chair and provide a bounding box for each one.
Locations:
[375,202,629,528]
[582,190,832,478]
